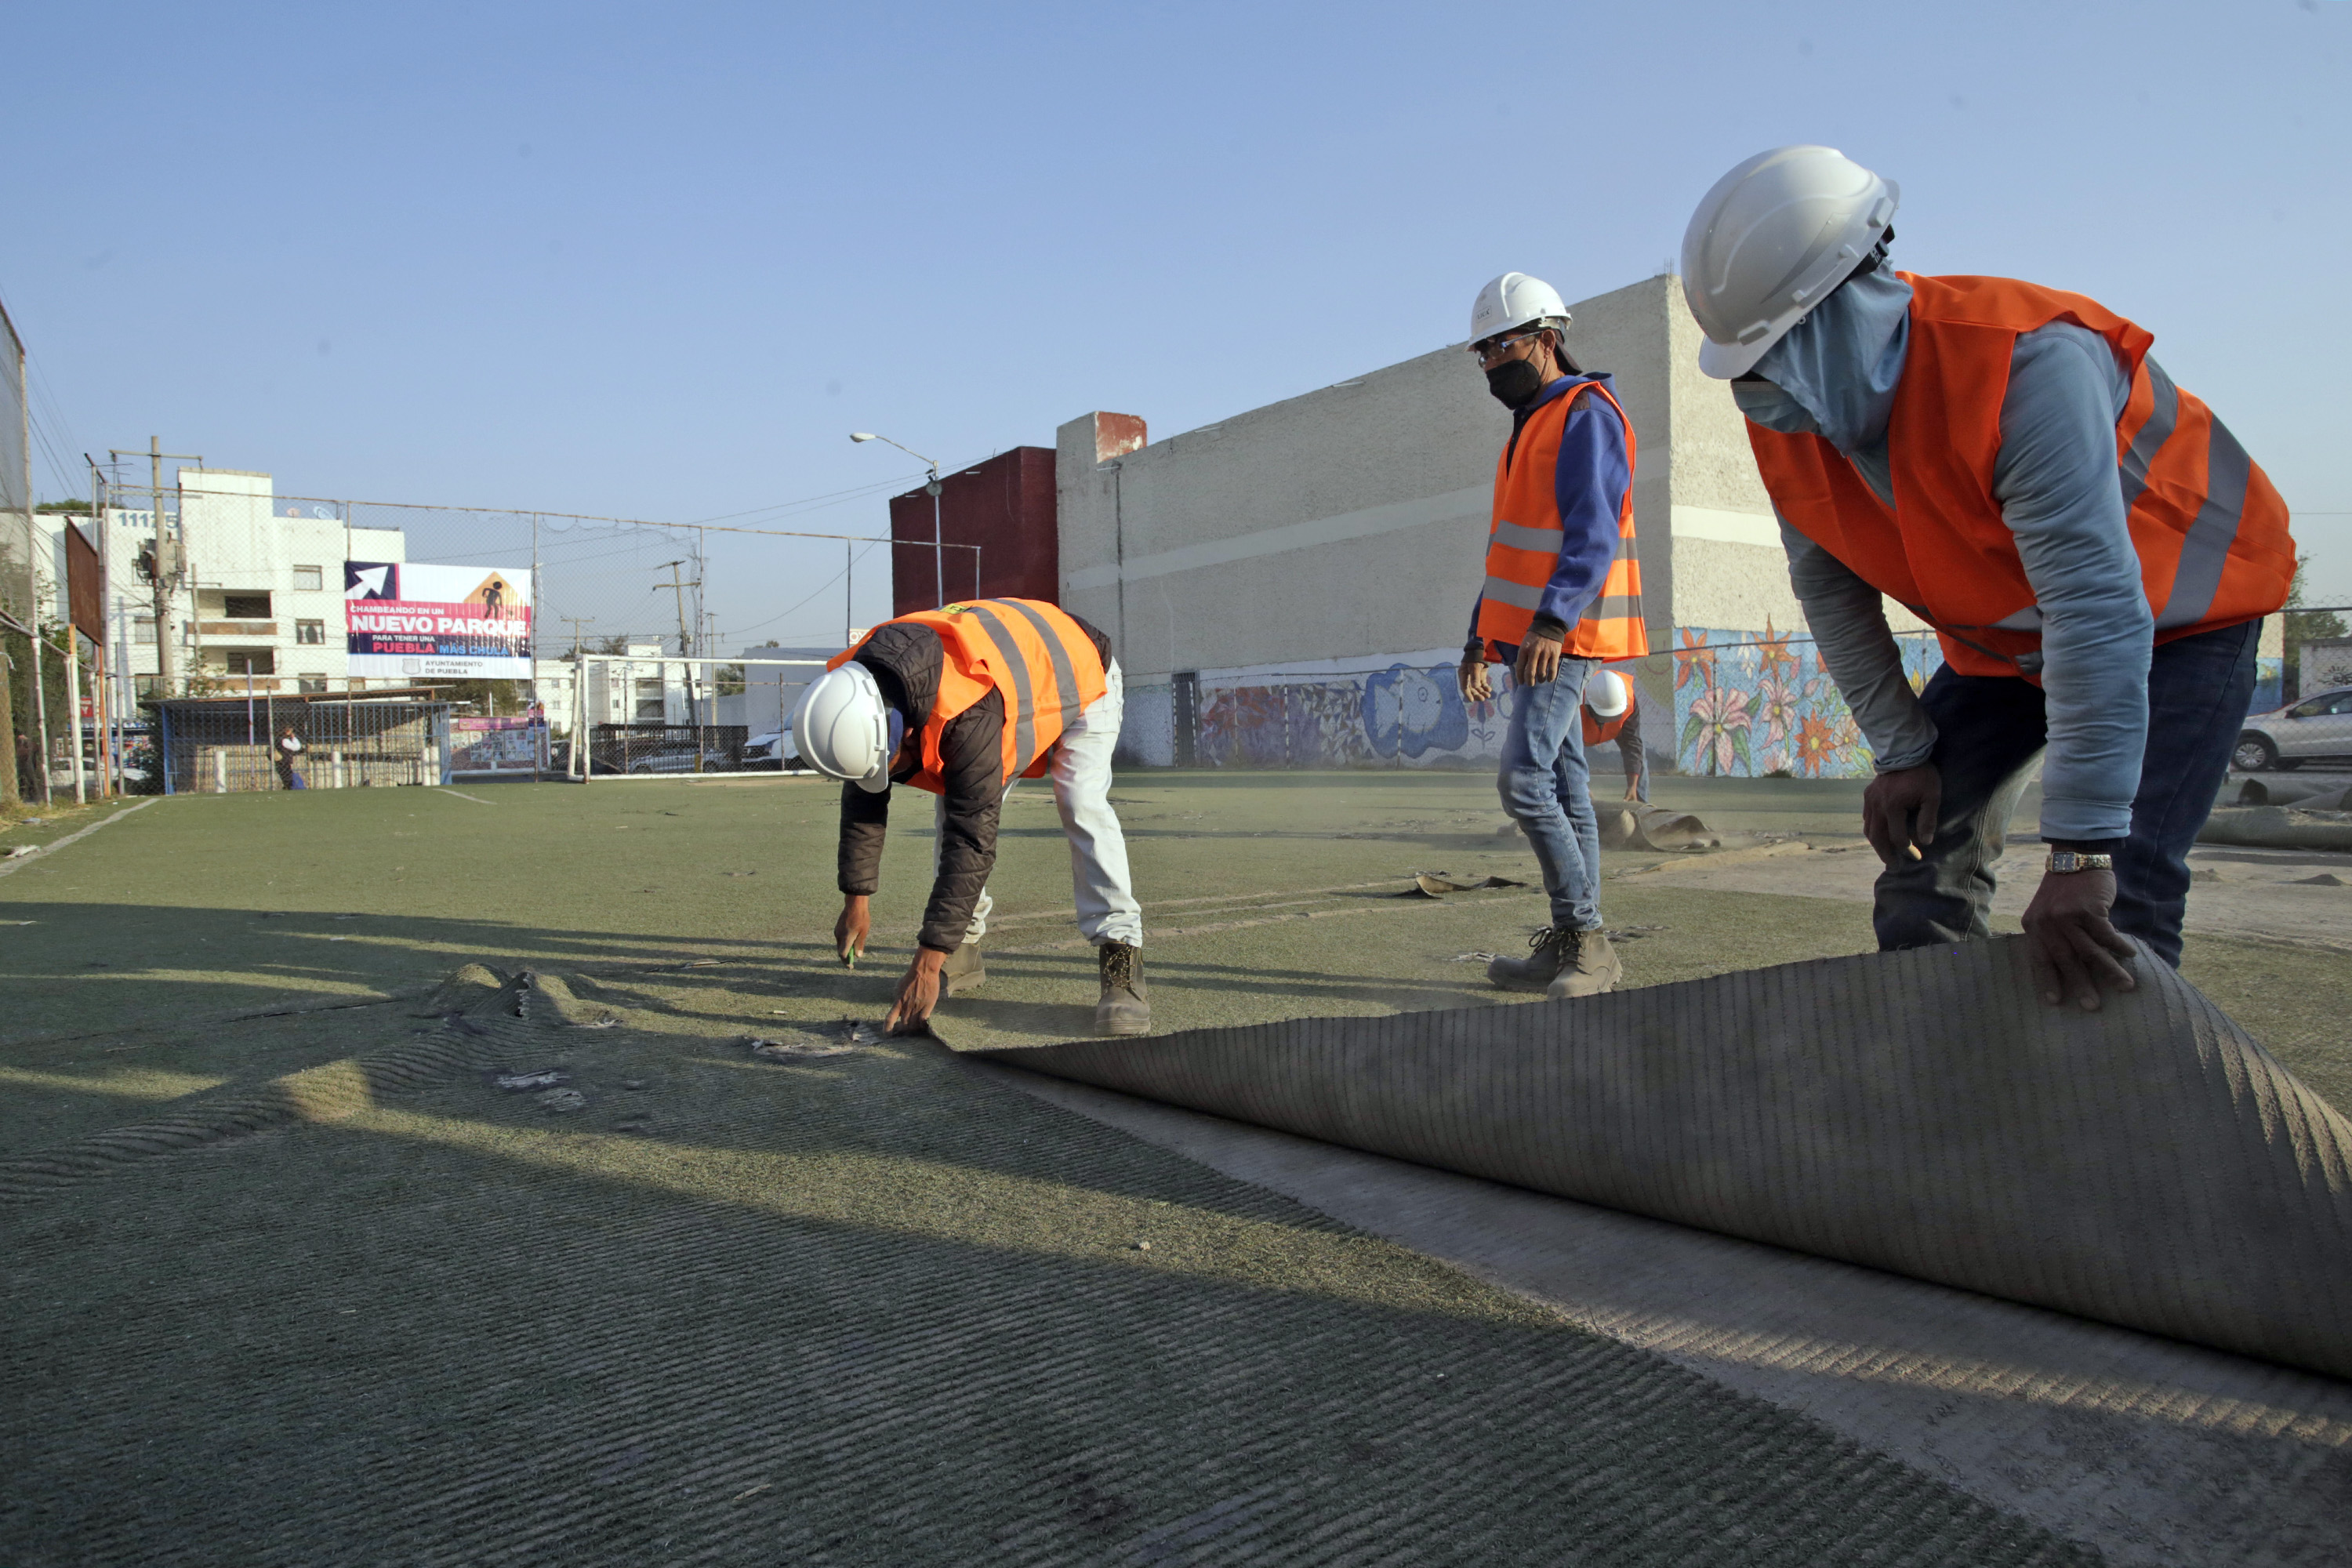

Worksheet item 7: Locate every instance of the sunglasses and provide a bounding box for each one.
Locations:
[1468,328,1548,365]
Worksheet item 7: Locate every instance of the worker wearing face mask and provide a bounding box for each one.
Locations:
[1681,147,2295,1010]
[1459,274,1648,1000]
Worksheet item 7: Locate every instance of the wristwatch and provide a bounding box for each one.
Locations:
[2046,851,2114,873]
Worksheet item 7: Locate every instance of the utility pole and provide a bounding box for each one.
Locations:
[656,561,700,752]
[112,438,201,701]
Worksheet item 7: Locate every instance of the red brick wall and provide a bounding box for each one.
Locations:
[889,446,1058,615]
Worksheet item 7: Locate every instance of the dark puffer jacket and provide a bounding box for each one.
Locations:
[836,612,1112,952]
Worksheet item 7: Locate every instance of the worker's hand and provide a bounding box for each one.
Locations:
[1623,780,1642,802]
[1458,659,1492,703]
[835,895,871,966]
[885,947,949,1034]
[1863,764,1941,866]
[1513,634,1564,687]
[2022,867,2137,1011]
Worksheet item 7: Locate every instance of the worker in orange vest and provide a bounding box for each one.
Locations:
[1682,147,2295,1010]
[1458,273,1650,1000]
[792,597,1147,1037]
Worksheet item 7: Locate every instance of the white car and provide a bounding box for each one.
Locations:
[739,726,800,771]
[2234,687,2352,771]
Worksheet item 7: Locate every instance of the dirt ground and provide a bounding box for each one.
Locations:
[2,771,2343,1565]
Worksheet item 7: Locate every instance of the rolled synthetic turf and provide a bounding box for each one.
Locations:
[986,935,2352,1379]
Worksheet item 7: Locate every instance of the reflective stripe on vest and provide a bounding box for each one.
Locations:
[826,597,1106,793]
[1475,378,1648,662]
[1747,273,2294,682]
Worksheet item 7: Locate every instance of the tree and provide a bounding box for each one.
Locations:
[2282,554,2350,699]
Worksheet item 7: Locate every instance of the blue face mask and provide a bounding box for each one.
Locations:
[1730,378,1821,436]
[885,709,905,762]
[1740,267,1914,453]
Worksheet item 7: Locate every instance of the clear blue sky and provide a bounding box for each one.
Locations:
[6,0,2350,645]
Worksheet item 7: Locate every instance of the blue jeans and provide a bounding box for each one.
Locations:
[1874,619,2259,967]
[1497,652,1602,931]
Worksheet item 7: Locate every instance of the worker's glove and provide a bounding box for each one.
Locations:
[1862,764,1940,866]
[2022,868,2137,1012]
[1458,659,1492,703]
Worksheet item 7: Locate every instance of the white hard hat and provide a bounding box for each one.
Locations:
[1470,272,1570,347]
[790,661,900,793]
[1679,147,1900,379]
[1585,669,1630,720]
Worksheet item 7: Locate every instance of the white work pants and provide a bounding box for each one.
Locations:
[934,659,1143,949]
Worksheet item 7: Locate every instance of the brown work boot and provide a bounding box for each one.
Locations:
[940,939,986,996]
[1487,926,1578,992]
[1094,940,1150,1036]
[1545,927,1622,1000]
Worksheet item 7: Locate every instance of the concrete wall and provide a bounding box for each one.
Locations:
[1054,274,1784,772]
[1058,276,1697,688]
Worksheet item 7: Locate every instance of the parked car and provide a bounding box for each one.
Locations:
[739,725,800,771]
[2234,687,2352,771]
[623,742,736,775]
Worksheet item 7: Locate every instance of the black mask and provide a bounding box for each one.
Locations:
[1485,358,1544,409]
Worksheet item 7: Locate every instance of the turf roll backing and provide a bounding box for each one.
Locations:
[984,935,2352,1379]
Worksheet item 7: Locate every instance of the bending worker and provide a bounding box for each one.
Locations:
[1681,146,2294,1010]
[792,597,1148,1036]
[1584,668,1647,804]
[1458,272,1649,1000]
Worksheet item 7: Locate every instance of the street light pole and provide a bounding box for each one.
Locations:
[850,432,946,608]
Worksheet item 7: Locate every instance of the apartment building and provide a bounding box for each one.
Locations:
[43,469,405,706]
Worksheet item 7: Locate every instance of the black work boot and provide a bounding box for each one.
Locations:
[940,940,986,996]
[1094,940,1150,1036]
[1486,926,1579,992]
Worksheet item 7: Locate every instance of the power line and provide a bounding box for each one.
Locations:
[722,539,884,640]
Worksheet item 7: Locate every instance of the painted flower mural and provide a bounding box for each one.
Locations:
[1671,622,1944,779]
[1792,713,1842,777]
[1682,683,1754,775]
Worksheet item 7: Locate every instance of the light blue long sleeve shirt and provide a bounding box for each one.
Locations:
[1733,270,2151,841]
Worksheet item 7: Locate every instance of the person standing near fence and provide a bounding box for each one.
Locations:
[274,726,307,790]
[1680,146,2295,1008]
[793,597,1147,1038]
[1457,272,1648,1000]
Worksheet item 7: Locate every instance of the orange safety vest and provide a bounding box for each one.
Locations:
[1748,274,2295,681]
[1581,708,1628,748]
[1477,377,1648,663]
[826,597,1106,794]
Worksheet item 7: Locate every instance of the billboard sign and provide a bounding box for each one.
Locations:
[450,715,548,774]
[345,561,532,680]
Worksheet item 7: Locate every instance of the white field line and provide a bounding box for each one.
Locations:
[434,788,496,804]
[0,798,162,880]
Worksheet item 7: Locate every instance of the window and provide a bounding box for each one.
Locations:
[133,621,156,644]
[133,673,160,699]
[634,678,666,721]
[296,619,325,644]
[223,649,276,675]
[297,674,327,693]
[223,592,272,619]
[292,565,323,591]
